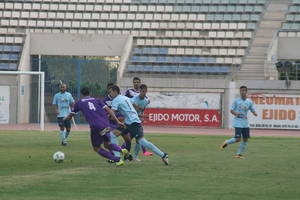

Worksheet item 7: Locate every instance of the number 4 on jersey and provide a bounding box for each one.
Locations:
[88,102,96,111]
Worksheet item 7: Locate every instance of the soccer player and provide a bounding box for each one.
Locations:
[219,85,258,159]
[109,85,169,165]
[124,77,141,98]
[124,77,153,156]
[64,87,129,166]
[130,84,151,161]
[52,83,75,146]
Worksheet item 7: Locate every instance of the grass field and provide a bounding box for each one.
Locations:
[0,130,299,200]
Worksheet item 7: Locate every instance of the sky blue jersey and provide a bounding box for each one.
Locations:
[231,98,255,128]
[52,92,75,117]
[111,95,141,125]
[130,95,150,115]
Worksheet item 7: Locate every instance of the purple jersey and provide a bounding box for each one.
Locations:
[124,88,139,98]
[72,97,110,130]
[103,94,122,129]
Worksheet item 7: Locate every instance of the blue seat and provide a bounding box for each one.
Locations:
[159,48,168,54]
[127,65,136,72]
[159,66,178,72]
[143,65,153,72]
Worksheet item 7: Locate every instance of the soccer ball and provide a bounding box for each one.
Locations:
[53,151,65,163]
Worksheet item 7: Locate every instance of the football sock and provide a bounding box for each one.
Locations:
[236,141,247,155]
[134,143,141,158]
[59,130,65,142]
[110,132,120,157]
[138,138,164,158]
[142,146,147,153]
[65,131,70,139]
[98,149,120,162]
[226,138,236,144]
[107,143,122,152]
[121,141,131,152]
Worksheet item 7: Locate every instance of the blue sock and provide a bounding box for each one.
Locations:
[65,131,70,139]
[226,138,236,144]
[138,138,164,158]
[134,143,141,158]
[59,130,65,143]
[236,141,247,155]
[110,132,120,157]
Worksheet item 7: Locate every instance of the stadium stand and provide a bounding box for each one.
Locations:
[0,0,268,76]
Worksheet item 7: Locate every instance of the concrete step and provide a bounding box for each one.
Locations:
[259,21,283,28]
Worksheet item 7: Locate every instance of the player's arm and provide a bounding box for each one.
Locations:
[52,95,59,115]
[63,112,75,121]
[104,106,125,128]
[249,102,258,117]
[230,100,240,117]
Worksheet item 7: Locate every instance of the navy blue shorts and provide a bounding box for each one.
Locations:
[90,129,110,148]
[235,128,250,139]
[57,117,71,128]
[116,123,144,139]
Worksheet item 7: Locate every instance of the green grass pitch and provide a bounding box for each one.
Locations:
[0,130,300,200]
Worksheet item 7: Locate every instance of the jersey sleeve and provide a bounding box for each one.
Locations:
[72,101,80,113]
[231,99,237,111]
[249,101,256,112]
[69,93,75,104]
[52,94,57,105]
[96,98,107,109]
[111,98,119,111]
[124,89,131,98]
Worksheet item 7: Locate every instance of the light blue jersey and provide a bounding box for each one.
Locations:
[231,98,255,128]
[130,95,150,115]
[52,92,75,117]
[111,95,141,125]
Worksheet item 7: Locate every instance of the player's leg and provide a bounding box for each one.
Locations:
[129,123,168,165]
[91,130,124,166]
[133,139,141,161]
[220,128,241,149]
[57,117,67,146]
[64,120,71,139]
[235,128,249,158]
[109,131,121,157]
[139,126,153,156]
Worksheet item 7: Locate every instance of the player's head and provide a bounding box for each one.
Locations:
[60,83,67,93]
[108,85,120,98]
[106,83,114,91]
[239,85,248,99]
[139,84,148,99]
[81,87,90,96]
[133,77,141,90]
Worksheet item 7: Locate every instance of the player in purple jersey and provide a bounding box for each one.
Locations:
[124,77,153,156]
[124,77,141,98]
[63,87,130,166]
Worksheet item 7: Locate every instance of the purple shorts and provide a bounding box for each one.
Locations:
[90,128,111,147]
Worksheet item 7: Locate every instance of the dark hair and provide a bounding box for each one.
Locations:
[81,87,90,96]
[110,85,120,94]
[133,77,141,82]
[240,85,248,90]
[107,82,114,89]
[140,84,147,90]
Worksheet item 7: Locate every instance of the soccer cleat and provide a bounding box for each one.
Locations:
[106,159,115,164]
[121,148,128,156]
[61,142,67,146]
[143,151,153,156]
[219,142,227,150]
[161,153,169,166]
[115,160,125,166]
[234,154,245,159]
[121,148,133,161]
[124,154,133,161]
